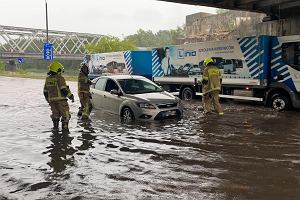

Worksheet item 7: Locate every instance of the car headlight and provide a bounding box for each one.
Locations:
[136,102,156,109]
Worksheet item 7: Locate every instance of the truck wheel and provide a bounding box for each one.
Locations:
[121,107,135,122]
[181,87,194,101]
[270,94,291,111]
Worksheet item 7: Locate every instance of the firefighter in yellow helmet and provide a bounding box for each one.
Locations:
[201,57,224,115]
[43,61,75,130]
[77,62,92,119]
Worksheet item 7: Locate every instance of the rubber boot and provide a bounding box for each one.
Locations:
[82,113,89,120]
[62,121,69,131]
[89,103,93,113]
[52,118,59,130]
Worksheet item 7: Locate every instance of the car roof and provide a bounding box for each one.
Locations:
[100,75,147,80]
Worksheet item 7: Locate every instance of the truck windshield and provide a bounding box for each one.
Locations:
[117,79,163,94]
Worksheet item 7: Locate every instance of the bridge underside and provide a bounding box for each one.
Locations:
[159,0,300,18]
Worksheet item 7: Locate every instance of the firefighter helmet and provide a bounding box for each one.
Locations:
[49,61,64,74]
[204,57,214,66]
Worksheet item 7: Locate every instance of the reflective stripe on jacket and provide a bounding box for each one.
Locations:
[202,65,222,94]
[44,74,68,102]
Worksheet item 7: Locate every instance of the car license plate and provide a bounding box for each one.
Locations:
[163,110,177,117]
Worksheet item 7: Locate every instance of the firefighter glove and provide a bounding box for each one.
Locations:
[70,94,75,103]
[201,79,208,85]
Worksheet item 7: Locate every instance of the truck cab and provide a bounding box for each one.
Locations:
[266,35,300,110]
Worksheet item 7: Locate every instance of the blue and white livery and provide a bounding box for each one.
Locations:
[152,35,300,111]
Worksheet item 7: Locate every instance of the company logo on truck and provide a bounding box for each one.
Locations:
[177,49,197,59]
[96,56,105,61]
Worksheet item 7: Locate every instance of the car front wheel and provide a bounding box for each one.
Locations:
[121,107,135,122]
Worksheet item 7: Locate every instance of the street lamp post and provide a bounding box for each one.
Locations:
[44,0,53,61]
[45,0,49,43]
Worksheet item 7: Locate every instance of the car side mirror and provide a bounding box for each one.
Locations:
[110,89,122,96]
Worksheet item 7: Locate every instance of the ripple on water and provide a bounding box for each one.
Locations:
[0,77,300,199]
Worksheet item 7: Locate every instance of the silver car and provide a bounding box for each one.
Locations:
[90,75,183,121]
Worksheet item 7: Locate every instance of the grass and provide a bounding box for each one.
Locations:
[26,68,79,76]
[0,68,78,81]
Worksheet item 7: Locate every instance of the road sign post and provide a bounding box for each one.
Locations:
[43,43,53,61]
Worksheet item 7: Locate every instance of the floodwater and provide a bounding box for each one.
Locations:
[0,76,300,200]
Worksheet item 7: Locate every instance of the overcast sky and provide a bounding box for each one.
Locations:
[0,0,216,37]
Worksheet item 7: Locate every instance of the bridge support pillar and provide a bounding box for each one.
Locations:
[257,15,300,36]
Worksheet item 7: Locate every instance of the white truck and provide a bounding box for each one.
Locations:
[152,35,300,111]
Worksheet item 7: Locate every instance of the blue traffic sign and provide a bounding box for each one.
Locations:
[17,58,25,64]
[43,43,53,61]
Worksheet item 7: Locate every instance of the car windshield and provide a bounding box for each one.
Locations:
[117,78,163,94]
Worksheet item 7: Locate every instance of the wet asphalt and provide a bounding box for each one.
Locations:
[0,76,300,200]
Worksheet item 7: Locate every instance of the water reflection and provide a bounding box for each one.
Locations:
[44,130,76,174]
[76,119,97,151]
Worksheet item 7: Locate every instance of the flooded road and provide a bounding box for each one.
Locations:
[0,76,300,200]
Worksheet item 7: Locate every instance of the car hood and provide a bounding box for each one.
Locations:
[126,92,178,103]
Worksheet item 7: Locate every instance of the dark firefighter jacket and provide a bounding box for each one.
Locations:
[43,74,73,102]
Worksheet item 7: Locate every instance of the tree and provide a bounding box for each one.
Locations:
[125,29,156,47]
[0,60,5,71]
[85,36,137,53]
[170,26,185,44]
[125,26,185,47]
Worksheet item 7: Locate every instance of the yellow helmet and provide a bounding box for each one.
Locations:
[49,61,64,74]
[204,57,214,66]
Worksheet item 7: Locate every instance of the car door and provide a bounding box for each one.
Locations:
[91,77,107,109]
[103,79,124,114]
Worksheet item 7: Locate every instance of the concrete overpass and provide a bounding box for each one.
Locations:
[159,0,300,18]
[159,0,300,36]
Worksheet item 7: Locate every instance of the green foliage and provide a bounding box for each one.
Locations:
[170,26,185,44]
[25,67,78,76]
[0,60,5,71]
[85,36,137,53]
[125,26,185,47]
[125,29,156,47]
[16,67,28,75]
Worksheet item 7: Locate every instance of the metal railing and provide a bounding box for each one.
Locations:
[0,25,102,60]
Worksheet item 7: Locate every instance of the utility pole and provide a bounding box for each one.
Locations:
[45,0,49,43]
[44,0,53,61]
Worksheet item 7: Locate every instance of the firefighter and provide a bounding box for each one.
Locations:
[201,57,224,115]
[43,61,74,130]
[77,62,92,119]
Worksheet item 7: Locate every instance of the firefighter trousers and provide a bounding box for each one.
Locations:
[203,90,223,114]
[49,100,70,122]
[78,92,92,118]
